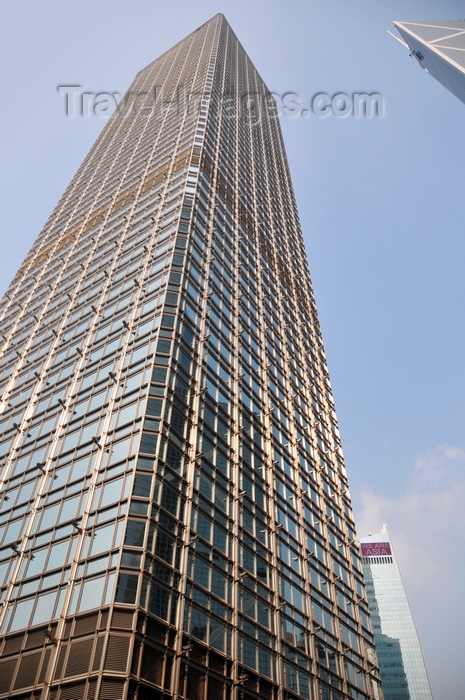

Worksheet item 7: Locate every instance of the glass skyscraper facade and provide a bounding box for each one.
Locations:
[0,14,382,700]
[359,527,432,700]
[392,20,465,105]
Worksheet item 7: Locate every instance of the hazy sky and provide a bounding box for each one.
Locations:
[1,2,464,698]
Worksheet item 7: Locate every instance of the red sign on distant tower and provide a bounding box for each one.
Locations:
[361,542,392,557]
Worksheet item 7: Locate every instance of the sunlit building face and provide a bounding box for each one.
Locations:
[0,14,381,700]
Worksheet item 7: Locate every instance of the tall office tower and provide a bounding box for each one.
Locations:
[392,20,465,105]
[359,527,433,700]
[0,14,381,700]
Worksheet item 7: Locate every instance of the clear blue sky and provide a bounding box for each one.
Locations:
[1,2,464,698]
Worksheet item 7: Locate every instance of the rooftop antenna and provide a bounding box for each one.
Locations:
[387,30,409,49]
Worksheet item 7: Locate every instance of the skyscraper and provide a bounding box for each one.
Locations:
[391,20,465,104]
[359,527,433,700]
[0,14,382,700]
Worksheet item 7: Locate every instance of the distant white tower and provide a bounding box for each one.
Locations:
[359,526,433,700]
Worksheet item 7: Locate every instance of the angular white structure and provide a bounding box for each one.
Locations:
[392,20,465,104]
